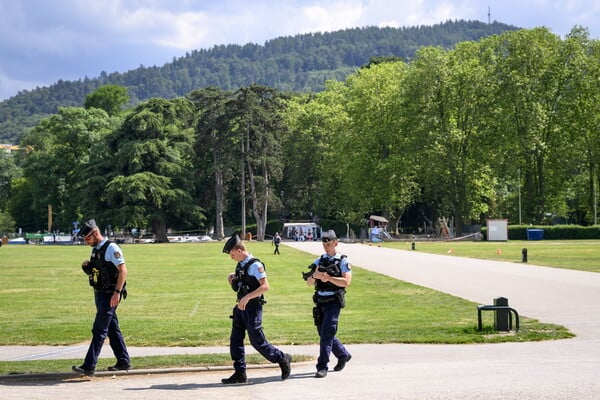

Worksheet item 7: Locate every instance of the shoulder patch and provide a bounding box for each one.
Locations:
[113,251,122,259]
[258,266,265,273]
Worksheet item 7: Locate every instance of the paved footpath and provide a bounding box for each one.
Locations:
[2,241,600,399]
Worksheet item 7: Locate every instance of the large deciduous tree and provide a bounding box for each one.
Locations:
[491,28,569,224]
[339,61,419,231]
[84,85,130,116]
[19,107,112,232]
[224,85,286,240]
[558,27,600,224]
[189,86,234,240]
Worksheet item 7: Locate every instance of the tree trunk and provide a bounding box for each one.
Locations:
[215,169,225,239]
[153,217,168,243]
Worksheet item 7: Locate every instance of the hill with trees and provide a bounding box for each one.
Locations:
[0,20,518,144]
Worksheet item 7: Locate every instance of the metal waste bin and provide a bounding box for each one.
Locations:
[494,297,510,331]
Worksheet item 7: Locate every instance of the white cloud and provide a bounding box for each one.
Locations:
[0,69,44,100]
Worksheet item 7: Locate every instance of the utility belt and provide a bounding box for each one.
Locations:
[313,290,346,308]
[94,285,128,299]
[311,290,346,326]
[237,296,266,306]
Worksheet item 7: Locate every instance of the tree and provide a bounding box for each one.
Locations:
[491,28,569,224]
[224,85,286,240]
[103,98,204,242]
[0,210,15,236]
[0,154,20,235]
[559,27,600,224]
[338,60,419,231]
[18,107,112,232]
[281,90,347,222]
[0,155,20,212]
[189,87,234,239]
[400,43,497,235]
[84,85,129,116]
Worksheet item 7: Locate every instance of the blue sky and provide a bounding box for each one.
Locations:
[1,0,599,101]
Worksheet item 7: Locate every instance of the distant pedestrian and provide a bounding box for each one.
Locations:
[221,234,292,384]
[72,219,130,376]
[304,229,352,378]
[272,232,282,255]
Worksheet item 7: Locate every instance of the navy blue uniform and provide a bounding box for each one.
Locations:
[81,240,130,371]
[229,256,287,372]
[312,253,352,371]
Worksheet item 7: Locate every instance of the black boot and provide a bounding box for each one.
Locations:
[221,370,247,384]
[334,354,352,371]
[279,353,292,380]
[72,365,95,377]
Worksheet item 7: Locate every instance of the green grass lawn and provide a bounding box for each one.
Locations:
[0,240,576,375]
[382,239,600,273]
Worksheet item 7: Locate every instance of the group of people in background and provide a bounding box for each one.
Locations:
[72,219,352,383]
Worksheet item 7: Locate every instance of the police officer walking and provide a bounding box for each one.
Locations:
[221,234,292,384]
[72,219,130,376]
[304,229,352,378]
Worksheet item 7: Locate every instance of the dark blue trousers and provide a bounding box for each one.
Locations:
[82,291,130,370]
[229,302,285,372]
[316,301,350,370]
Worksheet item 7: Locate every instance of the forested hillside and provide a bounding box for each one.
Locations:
[0,20,518,144]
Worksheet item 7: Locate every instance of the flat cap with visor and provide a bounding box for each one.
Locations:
[78,219,98,238]
[321,229,338,242]
[222,234,242,253]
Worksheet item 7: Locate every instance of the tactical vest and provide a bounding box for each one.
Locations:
[315,254,346,292]
[88,240,119,292]
[233,257,266,304]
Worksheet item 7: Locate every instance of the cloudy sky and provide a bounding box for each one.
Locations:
[1,0,599,101]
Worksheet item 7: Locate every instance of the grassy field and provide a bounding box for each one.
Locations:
[0,240,577,374]
[381,239,600,273]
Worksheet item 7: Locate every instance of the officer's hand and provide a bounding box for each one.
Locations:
[227,273,235,284]
[313,270,329,282]
[237,296,249,310]
[81,261,91,274]
[110,292,120,307]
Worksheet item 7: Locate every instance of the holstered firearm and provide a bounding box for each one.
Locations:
[312,306,322,326]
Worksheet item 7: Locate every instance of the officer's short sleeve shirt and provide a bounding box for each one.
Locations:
[96,239,126,267]
[243,254,266,280]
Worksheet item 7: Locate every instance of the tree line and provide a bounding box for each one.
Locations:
[1,26,599,240]
[0,20,517,144]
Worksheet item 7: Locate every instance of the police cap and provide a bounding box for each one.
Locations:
[321,229,338,242]
[78,219,98,238]
[222,234,241,253]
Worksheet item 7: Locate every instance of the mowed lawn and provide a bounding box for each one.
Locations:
[382,239,600,273]
[0,241,575,349]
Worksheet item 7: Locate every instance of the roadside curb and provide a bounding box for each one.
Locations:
[0,363,280,382]
[0,361,316,382]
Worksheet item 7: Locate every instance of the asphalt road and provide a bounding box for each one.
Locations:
[2,241,599,399]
